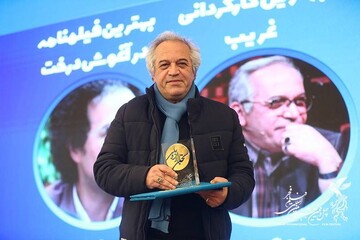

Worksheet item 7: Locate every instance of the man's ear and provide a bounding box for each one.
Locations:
[229,101,247,126]
[69,145,82,164]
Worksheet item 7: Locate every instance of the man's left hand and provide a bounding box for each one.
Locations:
[197,177,229,208]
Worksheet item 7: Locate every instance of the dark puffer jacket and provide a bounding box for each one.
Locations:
[94,85,255,240]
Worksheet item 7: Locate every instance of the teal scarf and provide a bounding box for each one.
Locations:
[148,83,196,233]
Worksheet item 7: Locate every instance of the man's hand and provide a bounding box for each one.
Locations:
[282,124,342,193]
[146,164,178,190]
[197,177,229,208]
[282,123,342,173]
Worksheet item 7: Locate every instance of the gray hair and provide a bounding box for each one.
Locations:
[228,55,300,112]
[145,31,201,76]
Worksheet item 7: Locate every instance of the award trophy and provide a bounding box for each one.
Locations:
[129,137,231,201]
[162,138,200,187]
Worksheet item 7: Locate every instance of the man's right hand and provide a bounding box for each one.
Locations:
[146,164,179,190]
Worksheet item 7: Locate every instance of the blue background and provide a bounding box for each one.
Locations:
[1,1,359,239]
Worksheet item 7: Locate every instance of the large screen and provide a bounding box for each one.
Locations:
[1,1,359,239]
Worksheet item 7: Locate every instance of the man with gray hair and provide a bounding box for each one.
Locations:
[228,55,347,218]
[94,31,255,239]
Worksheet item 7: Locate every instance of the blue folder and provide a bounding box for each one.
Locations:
[130,181,231,201]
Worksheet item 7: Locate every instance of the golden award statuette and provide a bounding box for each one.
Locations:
[165,143,190,171]
[163,140,199,187]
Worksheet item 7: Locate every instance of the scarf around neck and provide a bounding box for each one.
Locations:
[148,82,196,233]
[154,82,196,146]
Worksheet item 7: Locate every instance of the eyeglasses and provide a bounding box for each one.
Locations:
[241,95,314,112]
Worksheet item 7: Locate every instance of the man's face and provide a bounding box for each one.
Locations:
[71,88,135,186]
[238,63,307,152]
[152,40,195,103]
